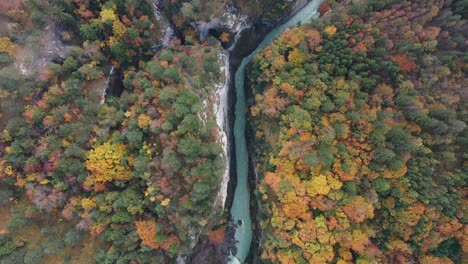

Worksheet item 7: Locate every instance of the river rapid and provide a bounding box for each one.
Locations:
[228,0,324,263]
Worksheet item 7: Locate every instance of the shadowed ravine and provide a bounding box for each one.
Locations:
[228,0,324,263]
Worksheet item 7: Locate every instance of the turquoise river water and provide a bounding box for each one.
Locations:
[229,0,324,263]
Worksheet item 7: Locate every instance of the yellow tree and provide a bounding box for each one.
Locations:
[281,191,310,219]
[324,25,337,36]
[0,37,15,56]
[288,48,305,67]
[112,20,127,37]
[100,8,117,23]
[306,174,331,196]
[81,197,97,210]
[85,141,132,186]
[137,113,151,128]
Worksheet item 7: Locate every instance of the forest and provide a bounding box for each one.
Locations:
[0,0,466,263]
[0,0,232,263]
[248,0,467,263]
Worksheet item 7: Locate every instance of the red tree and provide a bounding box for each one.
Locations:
[392,54,417,72]
[319,3,331,15]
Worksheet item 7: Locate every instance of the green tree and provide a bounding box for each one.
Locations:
[202,56,220,75]
[174,90,201,117]
[161,148,181,173]
[373,148,396,163]
[180,54,197,75]
[163,67,182,83]
[145,61,164,79]
[386,127,415,154]
[23,249,44,264]
[6,210,31,231]
[80,23,102,41]
[63,229,85,246]
[452,0,468,18]
[177,114,201,135]
[178,135,200,159]
[0,235,15,257]
[127,28,138,39]
[372,178,392,196]
[191,183,210,201]
[160,50,174,62]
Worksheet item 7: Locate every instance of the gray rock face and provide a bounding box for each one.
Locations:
[193,5,249,42]
[15,25,70,76]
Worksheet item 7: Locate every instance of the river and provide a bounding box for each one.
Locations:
[228,0,324,263]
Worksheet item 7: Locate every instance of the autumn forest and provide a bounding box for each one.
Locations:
[0,0,466,263]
